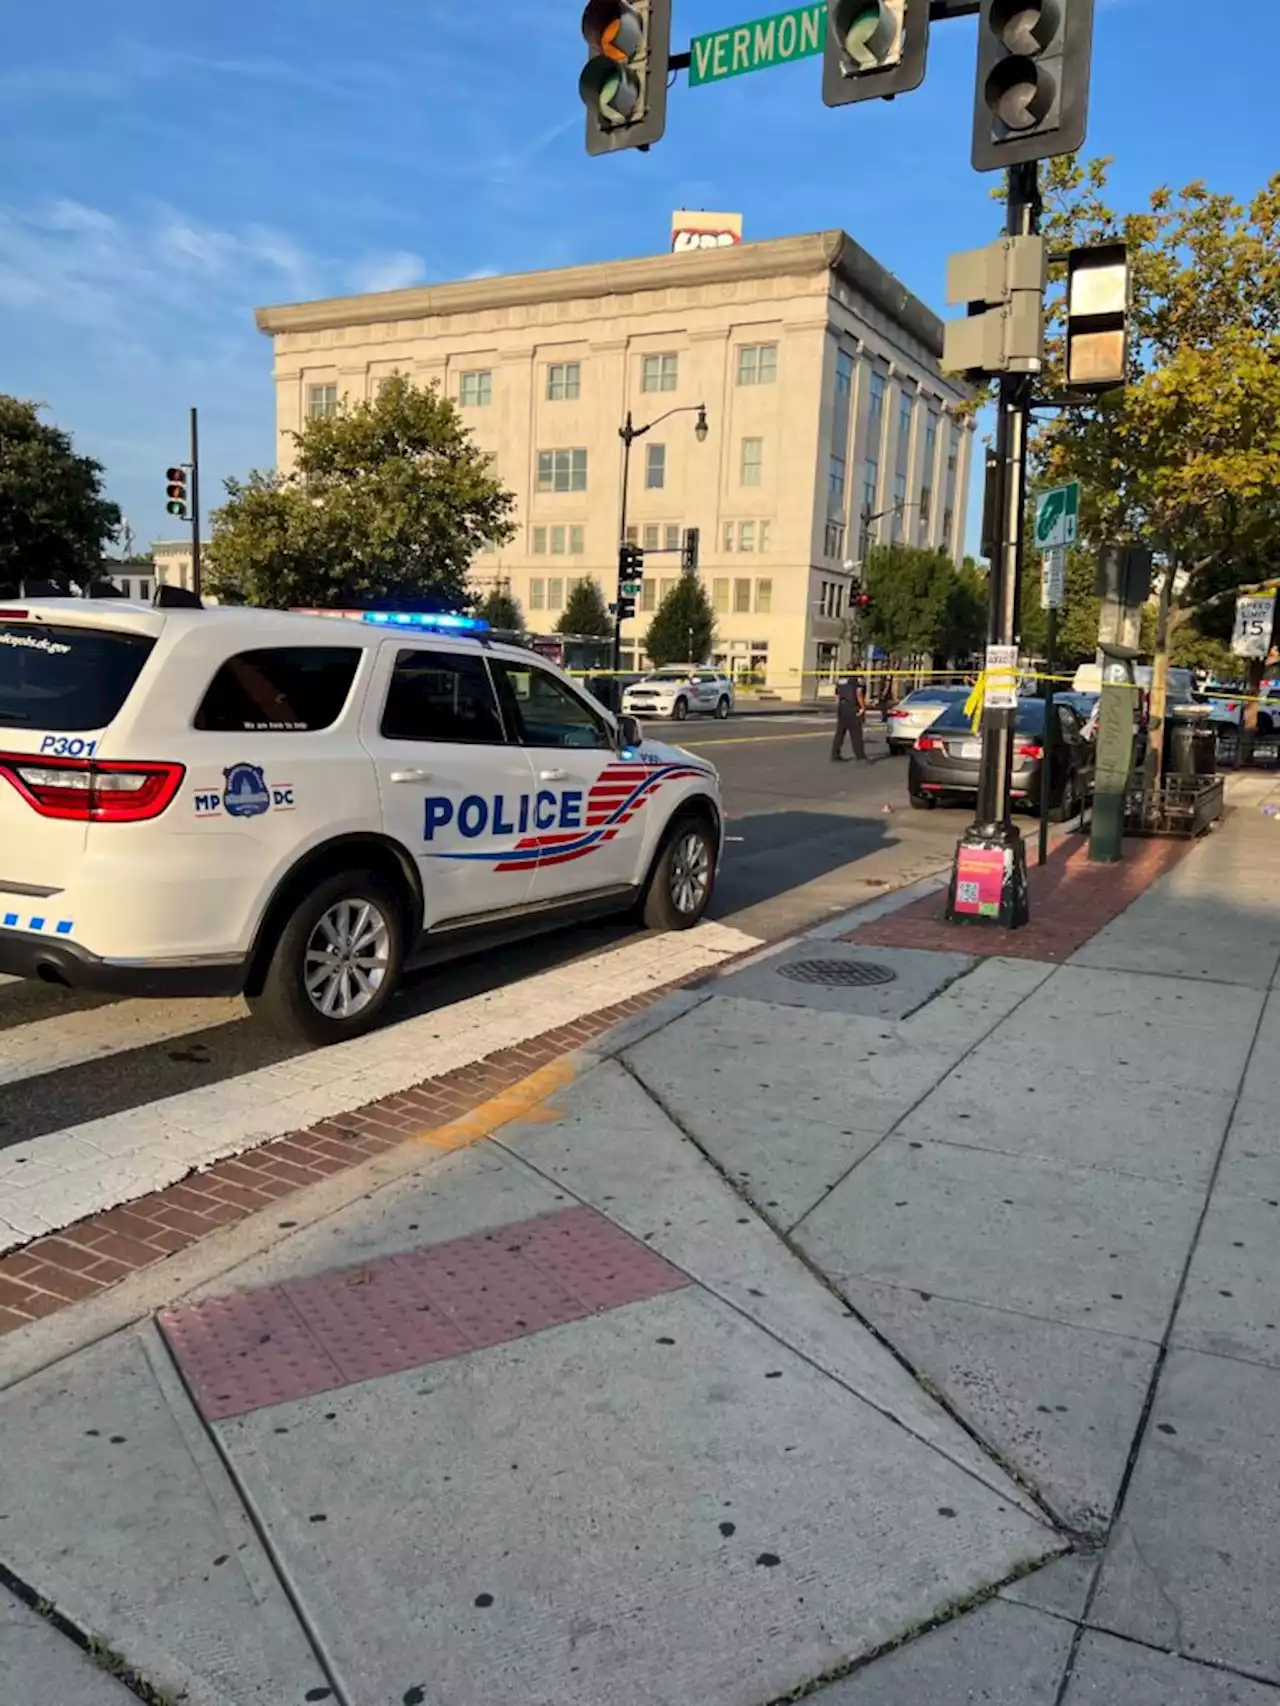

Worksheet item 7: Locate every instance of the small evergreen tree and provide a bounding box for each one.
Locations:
[555,577,612,637]
[478,585,523,630]
[644,576,715,667]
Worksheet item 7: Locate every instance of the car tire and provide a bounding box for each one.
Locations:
[1050,772,1078,824]
[888,741,906,756]
[715,696,730,720]
[672,697,689,722]
[247,869,405,1047]
[641,814,717,932]
[909,791,936,810]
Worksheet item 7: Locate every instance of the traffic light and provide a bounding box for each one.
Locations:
[681,527,700,573]
[822,0,930,106]
[972,0,1095,172]
[580,0,670,156]
[616,541,643,621]
[942,235,1047,379]
[1065,241,1129,393]
[165,465,189,519]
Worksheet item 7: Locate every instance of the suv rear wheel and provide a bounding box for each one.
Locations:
[248,869,405,1046]
[642,814,716,931]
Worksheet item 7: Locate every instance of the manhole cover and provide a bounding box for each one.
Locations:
[777,958,897,988]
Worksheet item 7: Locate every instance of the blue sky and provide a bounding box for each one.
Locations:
[0,0,1273,559]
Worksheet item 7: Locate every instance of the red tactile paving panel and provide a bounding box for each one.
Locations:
[158,1207,691,1421]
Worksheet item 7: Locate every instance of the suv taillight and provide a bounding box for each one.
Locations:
[0,753,185,822]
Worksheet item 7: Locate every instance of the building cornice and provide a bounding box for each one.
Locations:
[255,230,944,355]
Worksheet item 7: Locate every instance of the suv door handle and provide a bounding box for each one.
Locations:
[389,768,431,783]
[539,768,569,782]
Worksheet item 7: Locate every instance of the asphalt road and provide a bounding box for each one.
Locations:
[0,713,966,1141]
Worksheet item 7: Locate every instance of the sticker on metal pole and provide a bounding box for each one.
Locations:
[983,644,1020,710]
[1034,483,1079,552]
[1040,545,1066,610]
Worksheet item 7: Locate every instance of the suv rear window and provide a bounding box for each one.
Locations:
[194,647,360,733]
[0,621,155,732]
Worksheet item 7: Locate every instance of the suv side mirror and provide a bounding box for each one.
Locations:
[617,713,643,751]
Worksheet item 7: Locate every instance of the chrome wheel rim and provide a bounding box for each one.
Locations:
[670,833,711,915]
[303,898,391,1020]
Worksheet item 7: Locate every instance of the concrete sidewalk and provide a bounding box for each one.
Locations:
[3,780,1279,1705]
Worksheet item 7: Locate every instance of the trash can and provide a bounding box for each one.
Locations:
[1168,719,1217,778]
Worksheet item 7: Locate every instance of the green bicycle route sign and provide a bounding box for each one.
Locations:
[1034,482,1079,552]
[689,3,827,86]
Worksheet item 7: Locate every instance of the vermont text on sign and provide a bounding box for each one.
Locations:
[689,4,827,86]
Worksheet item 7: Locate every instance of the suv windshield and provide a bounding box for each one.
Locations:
[0,621,155,731]
[646,670,691,681]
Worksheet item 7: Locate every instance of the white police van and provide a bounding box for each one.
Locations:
[0,596,724,1045]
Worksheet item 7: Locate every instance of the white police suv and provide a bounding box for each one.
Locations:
[0,596,724,1046]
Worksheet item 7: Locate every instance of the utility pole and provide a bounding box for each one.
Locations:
[943,160,1040,926]
[189,405,202,601]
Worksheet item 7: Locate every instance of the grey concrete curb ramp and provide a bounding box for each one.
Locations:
[1,1586,139,1705]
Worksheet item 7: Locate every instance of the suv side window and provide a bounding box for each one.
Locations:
[380,649,506,744]
[194,647,361,732]
[491,661,611,751]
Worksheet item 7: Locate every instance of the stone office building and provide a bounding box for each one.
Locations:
[255,230,973,695]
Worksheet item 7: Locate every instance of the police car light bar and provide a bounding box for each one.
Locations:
[295,609,490,634]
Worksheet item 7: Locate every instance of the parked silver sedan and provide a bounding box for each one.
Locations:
[884,685,970,755]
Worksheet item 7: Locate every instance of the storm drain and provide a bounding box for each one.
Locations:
[777,958,897,988]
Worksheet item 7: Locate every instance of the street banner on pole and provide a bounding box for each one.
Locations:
[1040,545,1066,610]
[1034,483,1079,551]
[983,644,1020,710]
[1231,593,1277,661]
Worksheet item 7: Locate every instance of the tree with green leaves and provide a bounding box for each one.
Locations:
[556,577,612,637]
[206,376,516,610]
[862,544,978,663]
[644,576,715,668]
[477,585,523,631]
[1028,159,1280,761]
[0,396,121,596]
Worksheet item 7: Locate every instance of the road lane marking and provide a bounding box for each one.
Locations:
[0,920,760,1256]
[682,730,835,748]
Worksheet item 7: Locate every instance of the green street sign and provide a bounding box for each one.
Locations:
[620,579,643,597]
[1034,482,1079,552]
[689,2,827,86]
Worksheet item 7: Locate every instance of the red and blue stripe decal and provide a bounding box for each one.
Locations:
[429,760,709,871]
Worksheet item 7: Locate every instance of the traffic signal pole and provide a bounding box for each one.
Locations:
[189,405,202,601]
[945,159,1039,928]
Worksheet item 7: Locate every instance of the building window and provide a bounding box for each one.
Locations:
[733,578,752,614]
[625,525,639,545]
[868,372,885,432]
[828,454,846,504]
[948,427,959,473]
[548,525,583,555]
[942,506,954,541]
[861,458,878,516]
[536,448,588,493]
[645,443,666,489]
[641,353,678,393]
[660,578,677,603]
[643,524,660,550]
[459,369,493,407]
[919,486,931,526]
[898,391,912,444]
[547,577,564,611]
[739,522,756,554]
[641,580,658,613]
[740,437,763,487]
[713,578,730,614]
[736,343,777,385]
[759,520,772,552]
[137,579,152,602]
[925,410,939,464]
[546,361,580,401]
[893,472,908,537]
[307,383,337,420]
[530,579,546,610]
[756,579,773,614]
[824,520,846,560]
[722,521,735,552]
[835,349,854,396]
[532,527,547,555]
[665,523,681,551]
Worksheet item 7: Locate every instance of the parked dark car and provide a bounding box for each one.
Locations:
[908,697,1094,818]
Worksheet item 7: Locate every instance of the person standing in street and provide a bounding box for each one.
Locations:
[831,672,869,762]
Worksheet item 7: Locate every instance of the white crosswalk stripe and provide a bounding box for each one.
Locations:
[0,920,760,1257]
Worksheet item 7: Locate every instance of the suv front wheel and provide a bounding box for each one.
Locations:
[642,815,717,931]
[249,869,405,1046]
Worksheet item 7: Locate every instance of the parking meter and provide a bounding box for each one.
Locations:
[1089,644,1139,863]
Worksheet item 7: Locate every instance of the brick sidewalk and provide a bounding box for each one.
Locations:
[0,972,717,1340]
[845,832,1190,962]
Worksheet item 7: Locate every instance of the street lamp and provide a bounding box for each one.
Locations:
[614,402,709,670]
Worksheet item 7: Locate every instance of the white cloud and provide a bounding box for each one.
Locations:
[347,250,426,294]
